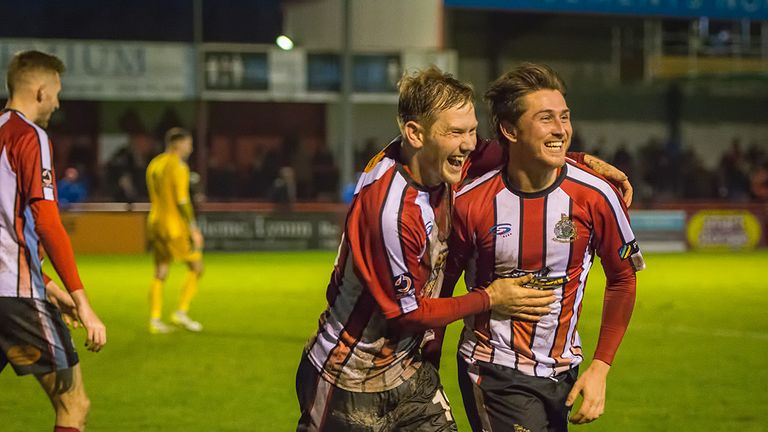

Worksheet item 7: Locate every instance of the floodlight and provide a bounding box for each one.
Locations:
[276,35,295,51]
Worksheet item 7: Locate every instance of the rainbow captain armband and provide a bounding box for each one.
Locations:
[618,239,646,271]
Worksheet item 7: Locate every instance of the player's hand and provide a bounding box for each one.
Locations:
[484,275,554,321]
[566,359,610,424]
[45,281,81,329]
[191,228,204,251]
[70,290,107,352]
[582,154,633,207]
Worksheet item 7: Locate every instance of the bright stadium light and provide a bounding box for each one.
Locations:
[276,35,294,50]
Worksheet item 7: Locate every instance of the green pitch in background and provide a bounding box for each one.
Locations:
[1,251,766,431]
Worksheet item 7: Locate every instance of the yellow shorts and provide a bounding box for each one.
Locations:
[150,235,202,263]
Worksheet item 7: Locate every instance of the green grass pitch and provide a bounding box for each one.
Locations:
[1,250,767,431]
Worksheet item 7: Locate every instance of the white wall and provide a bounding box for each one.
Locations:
[284,0,443,51]
[325,102,399,157]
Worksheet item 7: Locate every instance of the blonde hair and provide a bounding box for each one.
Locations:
[6,50,65,98]
[397,65,474,129]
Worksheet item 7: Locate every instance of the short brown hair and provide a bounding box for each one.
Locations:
[485,63,566,143]
[397,66,474,129]
[164,127,192,147]
[6,50,65,98]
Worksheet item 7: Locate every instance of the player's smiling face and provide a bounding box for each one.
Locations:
[506,89,571,170]
[418,102,478,186]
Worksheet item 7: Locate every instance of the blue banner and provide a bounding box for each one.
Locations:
[444,0,768,20]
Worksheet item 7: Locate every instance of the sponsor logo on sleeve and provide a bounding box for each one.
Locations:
[42,169,53,189]
[393,272,415,299]
[489,223,514,237]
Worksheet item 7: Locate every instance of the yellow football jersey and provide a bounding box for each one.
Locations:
[146,152,191,239]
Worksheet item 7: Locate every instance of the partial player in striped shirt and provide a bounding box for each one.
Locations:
[295,66,634,432]
[0,51,106,432]
[443,63,645,431]
[296,66,556,432]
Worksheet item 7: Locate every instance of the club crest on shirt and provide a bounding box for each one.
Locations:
[393,272,415,299]
[41,169,53,189]
[553,214,578,243]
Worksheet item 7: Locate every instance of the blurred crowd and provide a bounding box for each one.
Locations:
[572,135,768,205]
[56,133,768,207]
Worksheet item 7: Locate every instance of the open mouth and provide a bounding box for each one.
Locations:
[447,155,465,167]
[544,140,564,150]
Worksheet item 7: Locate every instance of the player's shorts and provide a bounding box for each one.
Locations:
[296,351,457,432]
[149,232,202,263]
[458,354,578,432]
[0,297,79,376]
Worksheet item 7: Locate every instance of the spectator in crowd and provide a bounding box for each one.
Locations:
[750,159,768,201]
[679,148,717,200]
[207,158,237,200]
[355,137,382,170]
[57,167,88,207]
[269,166,297,206]
[106,133,154,202]
[717,137,751,201]
[310,142,339,201]
[611,142,635,186]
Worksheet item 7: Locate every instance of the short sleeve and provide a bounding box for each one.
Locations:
[16,130,56,203]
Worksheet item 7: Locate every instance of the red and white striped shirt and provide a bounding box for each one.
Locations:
[307,140,458,392]
[0,110,56,298]
[306,137,587,391]
[446,161,643,378]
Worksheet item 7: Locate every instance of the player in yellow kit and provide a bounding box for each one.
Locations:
[146,127,204,334]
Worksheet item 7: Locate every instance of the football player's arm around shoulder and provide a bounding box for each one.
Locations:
[389,207,492,333]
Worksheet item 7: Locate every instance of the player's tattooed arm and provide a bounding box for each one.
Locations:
[70,289,107,352]
[45,278,81,328]
[582,154,633,207]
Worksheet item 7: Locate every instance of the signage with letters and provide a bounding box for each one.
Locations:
[687,210,763,251]
[198,212,343,251]
[0,39,195,100]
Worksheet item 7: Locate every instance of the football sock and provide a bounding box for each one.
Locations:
[54,427,80,432]
[177,272,199,313]
[150,278,164,320]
